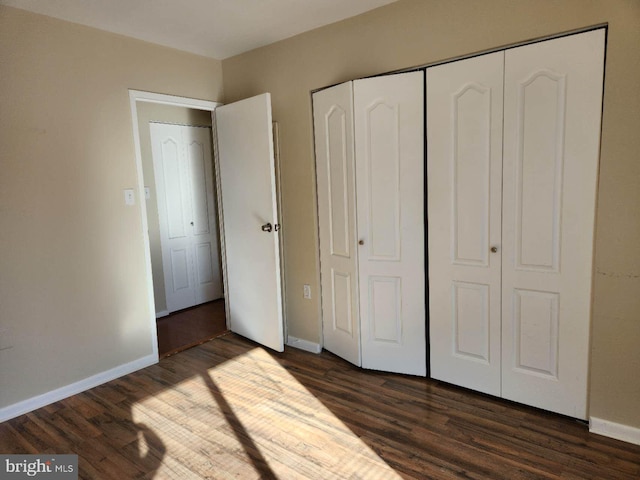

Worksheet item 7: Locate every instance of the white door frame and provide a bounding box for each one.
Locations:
[128,90,223,362]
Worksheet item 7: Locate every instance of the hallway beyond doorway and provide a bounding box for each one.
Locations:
[156,300,227,358]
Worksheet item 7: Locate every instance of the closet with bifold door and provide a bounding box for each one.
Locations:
[313,28,605,419]
[427,29,605,419]
[313,71,426,376]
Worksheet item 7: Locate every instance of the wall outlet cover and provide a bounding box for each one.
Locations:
[124,188,135,206]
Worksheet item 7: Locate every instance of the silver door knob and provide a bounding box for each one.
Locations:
[261,223,273,232]
[491,246,498,253]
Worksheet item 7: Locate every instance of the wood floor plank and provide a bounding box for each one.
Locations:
[1,333,639,479]
[156,299,228,358]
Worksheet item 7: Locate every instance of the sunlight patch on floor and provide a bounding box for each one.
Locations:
[131,347,403,479]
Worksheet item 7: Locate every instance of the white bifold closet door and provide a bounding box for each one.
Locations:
[313,82,361,366]
[500,31,605,417]
[355,73,426,375]
[426,52,505,396]
[427,29,605,418]
[314,71,426,376]
[150,123,223,314]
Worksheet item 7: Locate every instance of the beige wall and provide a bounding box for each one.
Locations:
[222,0,640,428]
[136,104,212,314]
[0,6,223,409]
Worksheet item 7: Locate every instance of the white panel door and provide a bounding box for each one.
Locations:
[215,93,284,352]
[150,123,223,313]
[354,71,426,376]
[501,30,605,419]
[427,52,505,395]
[313,82,361,366]
[184,126,224,304]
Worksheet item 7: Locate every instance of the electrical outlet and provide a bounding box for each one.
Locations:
[303,284,312,300]
[124,188,135,206]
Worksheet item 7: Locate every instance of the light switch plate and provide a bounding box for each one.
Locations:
[124,189,135,206]
[144,187,151,200]
[303,284,312,300]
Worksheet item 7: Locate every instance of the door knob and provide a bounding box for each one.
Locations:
[261,223,273,232]
[190,221,194,226]
[358,239,365,246]
[491,246,498,253]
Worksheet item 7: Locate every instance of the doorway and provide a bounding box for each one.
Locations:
[129,91,227,358]
[130,90,287,360]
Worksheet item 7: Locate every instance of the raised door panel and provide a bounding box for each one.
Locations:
[368,276,401,343]
[366,102,400,261]
[515,72,565,272]
[452,281,490,363]
[427,52,504,395]
[355,71,425,376]
[160,137,190,240]
[501,29,605,419]
[331,270,354,336]
[169,247,191,292]
[189,139,211,236]
[313,82,361,366]
[453,84,493,267]
[195,241,215,284]
[512,289,559,377]
[327,105,351,258]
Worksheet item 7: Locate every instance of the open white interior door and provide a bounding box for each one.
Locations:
[215,93,284,352]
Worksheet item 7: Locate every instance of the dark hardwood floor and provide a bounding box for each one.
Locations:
[156,300,228,358]
[1,334,639,479]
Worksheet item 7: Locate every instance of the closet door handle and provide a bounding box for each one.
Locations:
[261,223,273,233]
[358,239,365,246]
[491,246,498,253]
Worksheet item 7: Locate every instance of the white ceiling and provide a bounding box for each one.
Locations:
[1,0,398,59]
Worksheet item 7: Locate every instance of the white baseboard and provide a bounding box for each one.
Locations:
[286,336,321,354]
[590,417,640,446]
[155,310,169,319]
[0,353,158,423]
